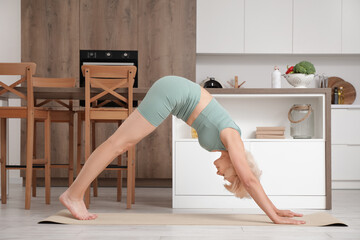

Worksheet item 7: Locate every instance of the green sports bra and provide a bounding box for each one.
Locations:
[191,98,241,152]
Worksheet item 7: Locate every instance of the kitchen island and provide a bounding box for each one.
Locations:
[172,88,331,209]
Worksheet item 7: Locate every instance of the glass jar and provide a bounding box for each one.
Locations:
[288,104,314,139]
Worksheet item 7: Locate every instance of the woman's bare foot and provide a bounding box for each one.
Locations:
[59,191,98,220]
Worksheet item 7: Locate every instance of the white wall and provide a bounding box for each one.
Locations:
[0,0,21,183]
[197,54,360,105]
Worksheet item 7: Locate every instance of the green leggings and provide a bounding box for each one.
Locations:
[137,76,201,127]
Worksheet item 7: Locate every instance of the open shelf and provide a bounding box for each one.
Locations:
[173,93,325,141]
[176,138,325,142]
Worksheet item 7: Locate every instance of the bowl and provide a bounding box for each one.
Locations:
[283,74,315,88]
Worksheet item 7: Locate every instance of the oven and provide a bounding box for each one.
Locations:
[79,50,138,106]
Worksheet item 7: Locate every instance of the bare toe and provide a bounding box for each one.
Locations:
[59,191,97,221]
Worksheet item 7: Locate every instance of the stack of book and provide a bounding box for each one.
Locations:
[256,127,285,139]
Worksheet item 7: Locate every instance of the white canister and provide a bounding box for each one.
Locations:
[271,66,281,88]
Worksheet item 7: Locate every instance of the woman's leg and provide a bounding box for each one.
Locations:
[60,109,156,220]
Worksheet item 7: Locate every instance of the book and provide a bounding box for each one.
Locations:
[256,134,286,139]
[256,126,285,131]
[256,130,285,135]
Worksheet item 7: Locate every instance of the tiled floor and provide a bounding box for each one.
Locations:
[0,183,359,240]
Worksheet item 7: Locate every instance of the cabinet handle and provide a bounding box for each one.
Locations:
[347,144,360,146]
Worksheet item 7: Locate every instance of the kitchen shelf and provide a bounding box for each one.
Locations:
[210,93,325,98]
[331,104,360,109]
[176,138,325,142]
[172,90,330,209]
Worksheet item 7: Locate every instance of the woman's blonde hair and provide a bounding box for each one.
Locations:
[223,151,262,199]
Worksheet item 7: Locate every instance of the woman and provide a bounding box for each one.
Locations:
[60,76,305,224]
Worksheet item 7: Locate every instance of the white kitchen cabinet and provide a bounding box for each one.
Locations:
[197,0,360,54]
[331,106,360,189]
[332,145,360,180]
[293,0,342,53]
[250,141,325,196]
[331,108,360,145]
[244,0,292,53]
[175,141,250,195]
[196,0,244,53]
[342,0,360,53]
[173,90,330,209]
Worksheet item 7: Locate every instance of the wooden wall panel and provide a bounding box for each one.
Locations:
[80,0,138,50]
[21,0,79,178]
[137,0,196,178]
[79,0,138,178]
[21,0,48,75]
[21,0,196,183]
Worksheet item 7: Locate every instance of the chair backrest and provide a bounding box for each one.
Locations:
[0,62,36,105]
[33,77,75,88]
[0,62,36,76]
[32,77,76,109]
[81,65,137,109]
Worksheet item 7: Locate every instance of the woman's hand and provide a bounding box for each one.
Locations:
[276,209,303,218]
[273,216,306,225]
[272,209,306,225]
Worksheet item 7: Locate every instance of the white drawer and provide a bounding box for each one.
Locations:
[331,109,360,144]
[175,141,325,196]
[174,141,251,195]
[250,141,325,195]
[332,144,360,180]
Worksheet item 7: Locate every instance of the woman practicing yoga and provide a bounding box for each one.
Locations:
[60,76,305,225]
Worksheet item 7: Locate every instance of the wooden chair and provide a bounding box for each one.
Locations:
[31,77,75,197]
[79,65,137,209]
[0,62,51,209]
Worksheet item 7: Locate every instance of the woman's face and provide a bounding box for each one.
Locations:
[213,153,236,182]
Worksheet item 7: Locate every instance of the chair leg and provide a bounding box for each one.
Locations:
[92,122,98,197]
[25,114,35,210]
[32,170,37,197]
[117,121,122,202]
[76,113,82,176]
[68,113,74,186]
[84,113,91,208]
[1,118,7,204]
[92,179,98,197]
[117,154,122,202]
[132,145,136,204]
[44,113,51,204]
[126,148,133,209]
[32,121,37,197]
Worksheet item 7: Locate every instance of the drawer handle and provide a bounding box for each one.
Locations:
[347,144,360,146]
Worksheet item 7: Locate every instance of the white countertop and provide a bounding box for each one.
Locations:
[331,104,360,109]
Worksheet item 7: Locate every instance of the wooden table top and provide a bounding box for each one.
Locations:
[0,87,331,101]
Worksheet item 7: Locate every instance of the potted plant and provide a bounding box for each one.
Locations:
[283,61,316,88]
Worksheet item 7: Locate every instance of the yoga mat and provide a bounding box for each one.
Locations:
[39,210,347,226]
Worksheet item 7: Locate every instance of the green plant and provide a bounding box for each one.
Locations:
[293,61,316,75]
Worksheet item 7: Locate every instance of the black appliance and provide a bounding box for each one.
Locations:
[203,77,223,88]
[79,50,138,106]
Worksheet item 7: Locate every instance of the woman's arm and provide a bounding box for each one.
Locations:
[221,129,305,225]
